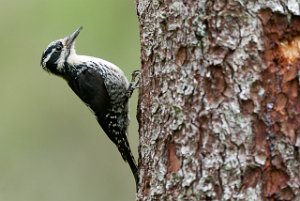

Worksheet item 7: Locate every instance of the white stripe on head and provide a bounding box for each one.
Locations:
[42,48,56,68]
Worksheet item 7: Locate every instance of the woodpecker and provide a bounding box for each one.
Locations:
[40,27,139,186]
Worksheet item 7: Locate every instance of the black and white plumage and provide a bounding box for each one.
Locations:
[40,27,138,186]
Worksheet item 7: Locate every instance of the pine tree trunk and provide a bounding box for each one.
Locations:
[136,0,300,200]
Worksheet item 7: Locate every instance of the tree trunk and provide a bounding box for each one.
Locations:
[136,0,300,200]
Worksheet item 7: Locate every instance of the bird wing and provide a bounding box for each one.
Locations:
[67,66,137,180]
[67,67,111,117]
[67,67,124,145]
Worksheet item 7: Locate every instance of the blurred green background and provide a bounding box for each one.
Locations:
[0,0,140,200]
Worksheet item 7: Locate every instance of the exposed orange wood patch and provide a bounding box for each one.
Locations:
[167,143,181,173]
[175,47,187,66]
[264,170,289,196]
[278,37,300,63]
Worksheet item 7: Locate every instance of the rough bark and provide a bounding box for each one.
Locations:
[136,0,300,200]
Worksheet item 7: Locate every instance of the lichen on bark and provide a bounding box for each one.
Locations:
[136,0,300,200]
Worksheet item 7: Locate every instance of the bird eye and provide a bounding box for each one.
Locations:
[56,45,63,51]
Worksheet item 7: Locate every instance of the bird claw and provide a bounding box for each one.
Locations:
[131,70,140,87]
[126,70,140,98]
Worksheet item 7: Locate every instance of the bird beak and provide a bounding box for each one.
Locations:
[65,26,83,48]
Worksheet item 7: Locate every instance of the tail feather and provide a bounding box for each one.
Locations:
[126,149,139,186]
[96,113,138,189]
[118,141,139,188]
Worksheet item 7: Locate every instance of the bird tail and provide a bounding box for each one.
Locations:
[126,148,139,187]
[118,140,139,188]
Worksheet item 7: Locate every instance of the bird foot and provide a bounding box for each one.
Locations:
[126,70,140,98]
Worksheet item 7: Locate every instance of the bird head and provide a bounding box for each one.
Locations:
[40,27,82,75]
